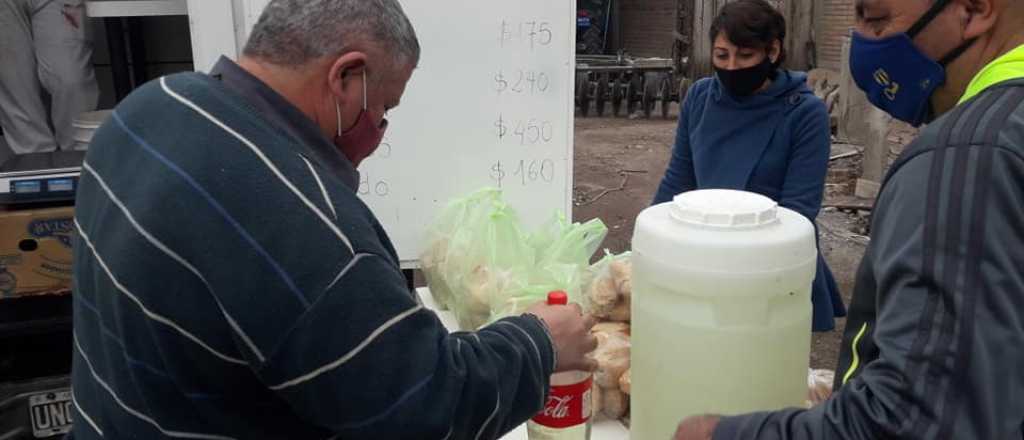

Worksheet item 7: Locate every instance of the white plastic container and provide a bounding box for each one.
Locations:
[71,110,113,151]
[630,189,816,440]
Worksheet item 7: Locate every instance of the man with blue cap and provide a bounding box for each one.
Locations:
[675,0,1024,438]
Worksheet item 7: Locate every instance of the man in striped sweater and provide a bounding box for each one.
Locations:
[67,1,598,439]
[677,0,1024,438]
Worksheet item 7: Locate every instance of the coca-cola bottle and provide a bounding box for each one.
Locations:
[527,291,592,440]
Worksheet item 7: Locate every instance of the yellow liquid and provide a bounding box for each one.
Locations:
[526,422,590,440]
[630,278,810,440]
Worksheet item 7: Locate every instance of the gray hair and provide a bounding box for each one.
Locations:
[244,0,420,69]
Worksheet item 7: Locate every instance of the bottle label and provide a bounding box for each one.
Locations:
[531,376,592,428]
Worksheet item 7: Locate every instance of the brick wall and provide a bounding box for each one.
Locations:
[816,0,856,70]
[618,0,677,58]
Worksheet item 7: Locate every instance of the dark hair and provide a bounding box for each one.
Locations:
[709,0,787,68]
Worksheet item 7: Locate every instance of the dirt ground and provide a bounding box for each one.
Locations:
[571,110,870,371]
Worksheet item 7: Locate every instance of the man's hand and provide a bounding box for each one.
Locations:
[526,302,598,372]
[674,415,720,440]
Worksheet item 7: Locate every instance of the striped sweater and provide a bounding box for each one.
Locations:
[68,71,555,440]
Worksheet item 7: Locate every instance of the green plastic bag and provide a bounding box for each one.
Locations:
[420,189,503,311]
[421,189,608,330]
[582,251,632,320]
[491,217,609,320]
[447,201,534,330]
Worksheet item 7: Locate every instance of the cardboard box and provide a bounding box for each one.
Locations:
[0,207,74,299]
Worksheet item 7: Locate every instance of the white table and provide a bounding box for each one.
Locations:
[417,288,631,440]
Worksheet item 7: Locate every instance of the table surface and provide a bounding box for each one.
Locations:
[416,288,630,440]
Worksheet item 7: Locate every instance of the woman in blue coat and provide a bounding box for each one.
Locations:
[653,0,846,331]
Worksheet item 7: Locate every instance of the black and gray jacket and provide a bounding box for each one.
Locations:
[714,79,1024,439]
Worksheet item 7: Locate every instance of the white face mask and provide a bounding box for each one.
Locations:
[332,70,388,167]
[335,70,371,137]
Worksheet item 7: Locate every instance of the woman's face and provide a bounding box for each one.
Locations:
[712,33,781,70]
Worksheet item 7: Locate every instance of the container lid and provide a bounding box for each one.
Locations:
[669,189,779,229]
[633,190,817,280]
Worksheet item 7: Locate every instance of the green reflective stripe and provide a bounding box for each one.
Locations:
[959,44,1024,104]
[842,323,869,385]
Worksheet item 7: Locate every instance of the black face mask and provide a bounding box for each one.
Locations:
[715,56,776,97]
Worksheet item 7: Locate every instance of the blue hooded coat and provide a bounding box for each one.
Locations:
[653,70,847,332]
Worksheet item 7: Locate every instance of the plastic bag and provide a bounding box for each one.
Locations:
[594,329,631,389]
[491,217,609,320]
[807,369,835,407]
[584,251,632,321]
[421,189,607,330]
[421,189,503,310]
[526,212,569,259]
[603,388,629,419]
[534,214,608,268]
[592,323,631,420]
[448,201,533,330]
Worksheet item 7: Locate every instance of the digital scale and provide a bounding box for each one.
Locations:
[0,151,85,205]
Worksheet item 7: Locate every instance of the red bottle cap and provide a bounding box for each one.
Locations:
[547,291,568,305]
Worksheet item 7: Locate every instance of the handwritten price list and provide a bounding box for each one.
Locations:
[491,19,560,189]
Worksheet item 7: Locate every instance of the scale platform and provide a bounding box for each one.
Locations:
[0,151,85,205]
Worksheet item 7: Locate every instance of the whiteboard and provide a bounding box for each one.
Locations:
[188,0,577,266]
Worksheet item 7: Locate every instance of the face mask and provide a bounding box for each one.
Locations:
[849,0,975,126]
[335,70,388,167]
[714,55,775,97]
